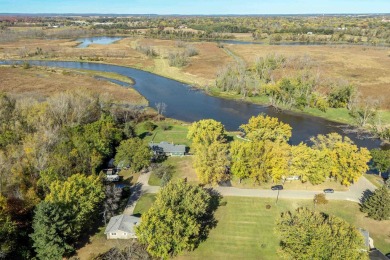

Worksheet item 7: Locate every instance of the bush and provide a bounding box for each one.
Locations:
[185,45,199,57]
[160,121,170,131]
[144,121,156,131]
[314,193,328,205]
[136,45,157,58]
[22,61,31,69]
[168,51,189,67]
[266,204,271,209]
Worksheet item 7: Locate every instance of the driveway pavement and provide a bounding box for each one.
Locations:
[124,174,377,215]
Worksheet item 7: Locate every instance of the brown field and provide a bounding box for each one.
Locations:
[1,36,389,108]
[0,65,147,104]
[228,44,390,109]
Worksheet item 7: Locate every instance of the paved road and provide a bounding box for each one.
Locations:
[124,174,377,215]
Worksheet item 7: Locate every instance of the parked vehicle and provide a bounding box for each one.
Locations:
[271,185,283,190]
[105,174,120,182]
[323,188,334,193]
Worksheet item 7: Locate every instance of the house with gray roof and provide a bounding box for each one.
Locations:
[104,214,141,239]
[149,141,186,156]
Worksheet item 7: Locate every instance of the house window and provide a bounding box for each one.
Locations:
[111,233,116,236]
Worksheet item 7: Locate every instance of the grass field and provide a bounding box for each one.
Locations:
[133,196,390,259]
[133,193,156,216]
[148,156,198,186]
[0,65,147,105]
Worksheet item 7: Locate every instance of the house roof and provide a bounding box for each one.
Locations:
[369,249,389,260]
[104,214,141,234]
[149,141,186,154]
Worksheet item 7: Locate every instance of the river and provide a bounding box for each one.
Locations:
[0,60,382,149]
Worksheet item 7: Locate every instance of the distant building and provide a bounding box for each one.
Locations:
[104,214,141,239]
[149,141,186,156]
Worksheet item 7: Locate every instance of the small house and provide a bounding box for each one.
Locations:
[149,141,186,156]
[104,214,141,239]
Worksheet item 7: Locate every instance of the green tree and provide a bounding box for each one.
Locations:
[31,202,74,260]
[240,114,292,142]
[370,149,390,177]
[0,195,16,259]
[45,174,105,236]
[361,184,390,221]
[114,138,152,172]
[276,207,367,260]
[136,179,218,259]
[193,141,230,185]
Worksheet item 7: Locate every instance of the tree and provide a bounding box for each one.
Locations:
[0,195,16,259]
[31,202,75,260]
[114,138,153,172]
[136,179,218,259]
[240,114,292,143]
[103,185,122,224]
[193,141,230,185]
[311,133,371,186]
[187,119,226,149]
[290,143,330,185]
[361,184,390,221]
[370,149,390,177]
[276,207,367,260]
[230,140,251,183]
[45,174,105,236]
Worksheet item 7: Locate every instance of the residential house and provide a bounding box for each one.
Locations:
[104,214,141,239]
[149,141,186,156]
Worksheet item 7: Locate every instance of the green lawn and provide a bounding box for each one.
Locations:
[176,198,390,259]
[136,120,192,147]
[364,173,385,188]
[133,194,156,216]
[149,156,198,186]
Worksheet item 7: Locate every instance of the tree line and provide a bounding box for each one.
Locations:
[188,115,372,186]
[0,90,152,259]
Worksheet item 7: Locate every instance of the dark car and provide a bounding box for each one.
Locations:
[323,189,334,193]
[271,185,283,191]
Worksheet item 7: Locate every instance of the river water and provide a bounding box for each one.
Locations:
[76,36,124,48]
[0,60,382,149]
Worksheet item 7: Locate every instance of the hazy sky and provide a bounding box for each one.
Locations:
[0,0,389,14]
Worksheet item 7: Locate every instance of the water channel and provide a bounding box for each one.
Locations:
[0,60,382,149]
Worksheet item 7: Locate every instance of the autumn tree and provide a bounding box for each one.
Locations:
[290,143,330,185]
[311,133,371,186]
[136,179,219,259]
[276,207,367,260]
[361,184,390,221]
[240,114,292,142]
[193,141,230,185]
[114,138,153,172]
[187,119,226,149]
[230,140,290,184]
[45,174,105,237]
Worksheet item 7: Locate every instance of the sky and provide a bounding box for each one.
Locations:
[0,0,389,14]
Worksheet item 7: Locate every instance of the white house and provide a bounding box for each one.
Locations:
[104,214,141,239]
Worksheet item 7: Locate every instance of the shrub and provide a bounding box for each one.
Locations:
[266,204,271,209]
[22,61,31,69]
[144,121,156,131]
[314,193,328,205]
[168,51,189,67]
[136,45,157,58]
[185,45,199,57]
